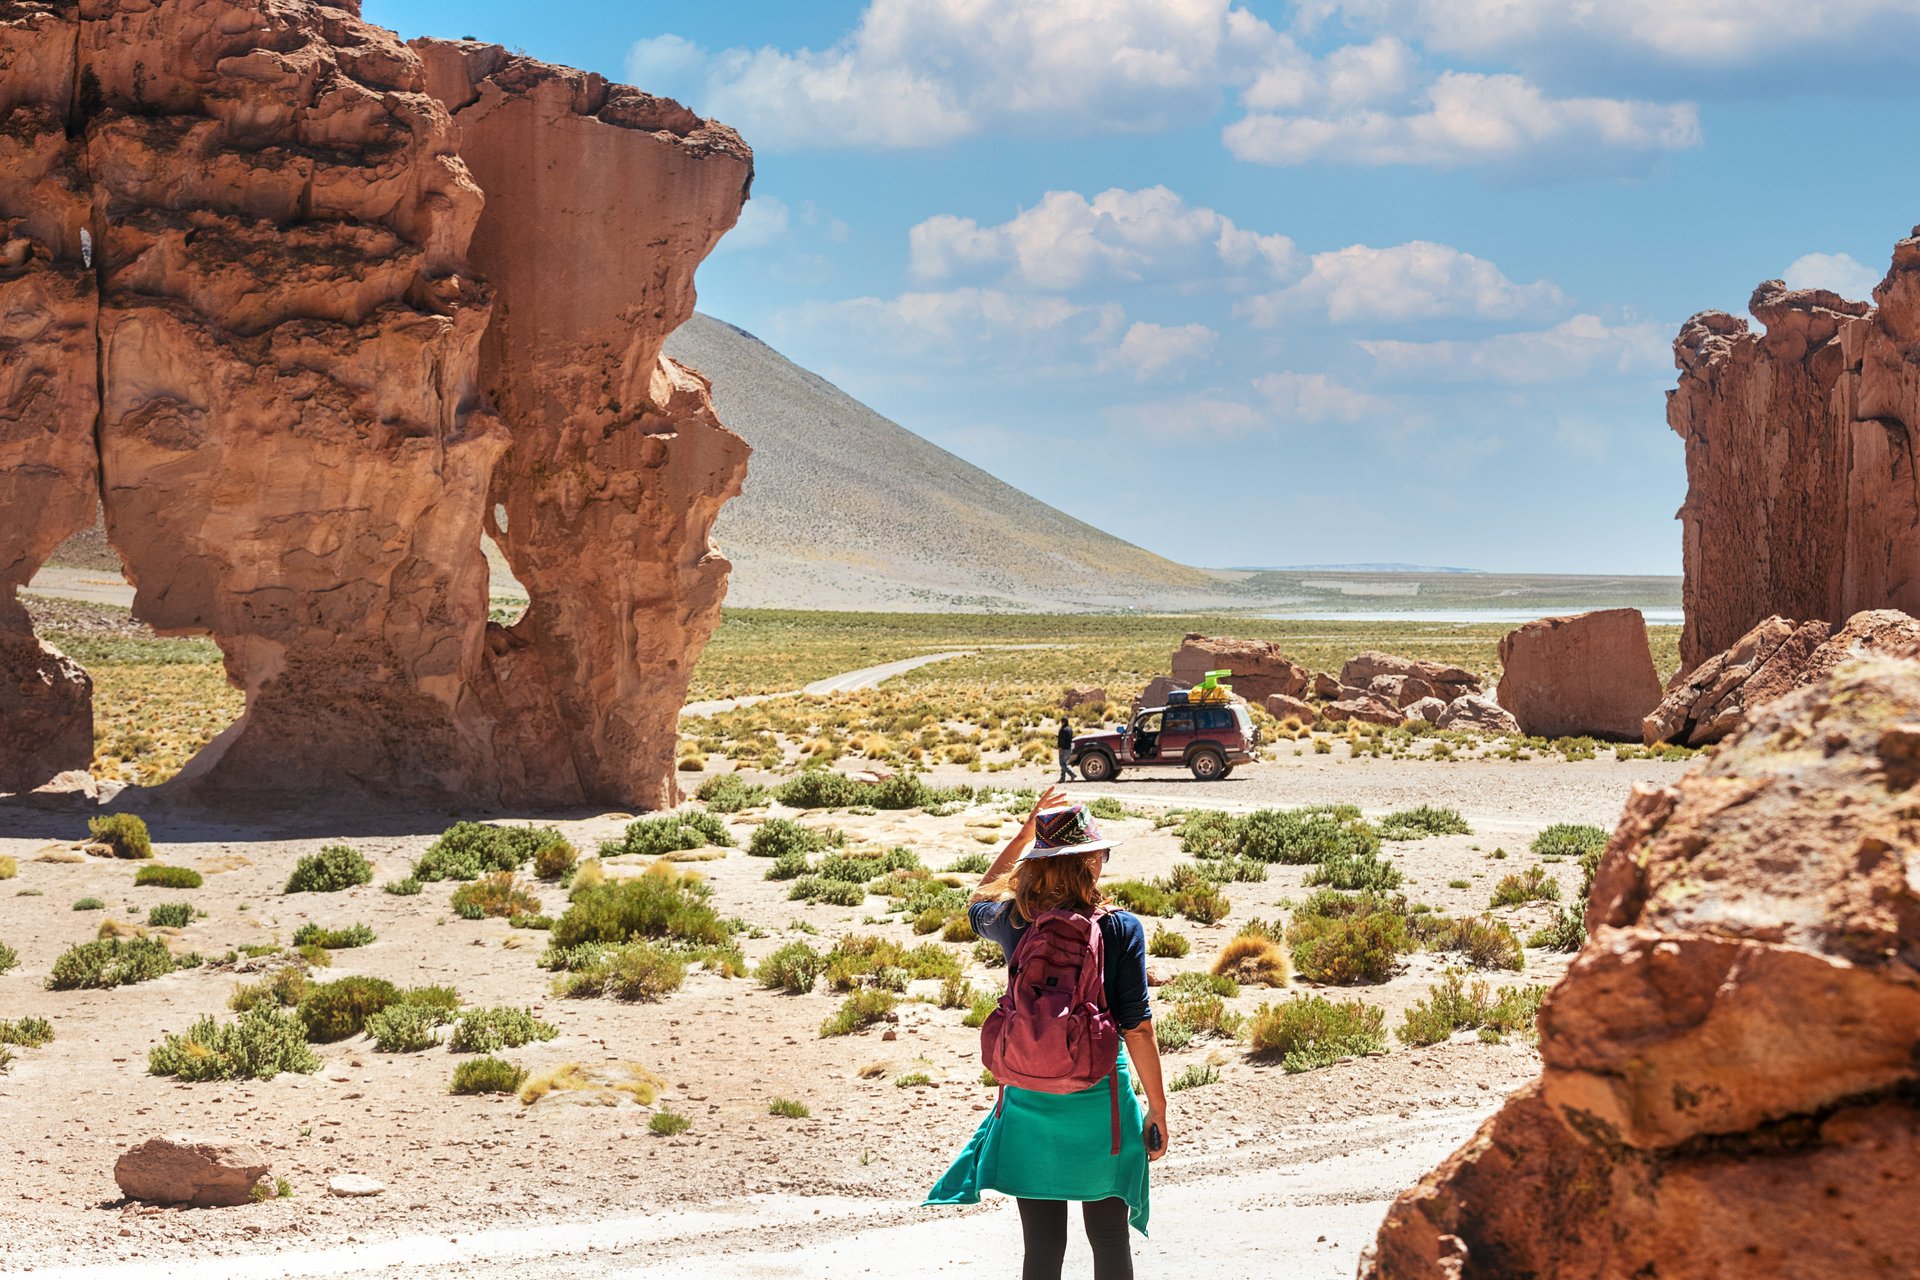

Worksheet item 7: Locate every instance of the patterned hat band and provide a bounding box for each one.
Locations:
[1019,804,1121,860]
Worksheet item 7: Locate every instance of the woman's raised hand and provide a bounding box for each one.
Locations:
[1028,785,1068,822]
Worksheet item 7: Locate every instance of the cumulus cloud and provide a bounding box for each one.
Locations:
[1253,371,1393,421]
[909,186,1298,289]
[1238,241,1564,326]
[715,196,790,253]
[1783,252,1883,302]
[777,288,1125,371]
[627,0,1284,150]
[1359,315,1671,383]
[1225,71,1700,170]
[1107,322,1219,380]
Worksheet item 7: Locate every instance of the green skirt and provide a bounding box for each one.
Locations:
[924,1047,1150,1235]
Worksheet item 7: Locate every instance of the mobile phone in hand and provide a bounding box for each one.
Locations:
[1146,1123,1163,1153]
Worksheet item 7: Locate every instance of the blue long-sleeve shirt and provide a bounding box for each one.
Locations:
[968,900,1152,1029]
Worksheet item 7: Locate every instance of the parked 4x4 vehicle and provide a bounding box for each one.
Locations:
[1069,700,1259,782]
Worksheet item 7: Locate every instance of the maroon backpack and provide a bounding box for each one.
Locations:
[981,908,1124,1153]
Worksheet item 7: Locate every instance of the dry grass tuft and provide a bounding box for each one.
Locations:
[519,1062,663,1108]
[1211,934,1291,987]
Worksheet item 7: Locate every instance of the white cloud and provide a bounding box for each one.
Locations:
[1360,314,1670,383]
[777,288,1124,370]
[1783,252,1882,302]
[909,186,1298,289]
[628,0,1285,150]
[1253,371,1392,421]
[1225,71,1700,170]
[1107,322,1218,380]
[1238,241,1564,326]
[715,196,790,253]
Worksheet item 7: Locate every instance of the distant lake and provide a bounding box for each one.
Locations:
[1262,608,1685,625]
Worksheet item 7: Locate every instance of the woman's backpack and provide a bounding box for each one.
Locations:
[980,908,1124,1153]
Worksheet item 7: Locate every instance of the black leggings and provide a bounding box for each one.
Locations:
[1017,1197,1132,1280]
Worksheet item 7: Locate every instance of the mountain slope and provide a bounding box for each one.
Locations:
[666,313,1232,611]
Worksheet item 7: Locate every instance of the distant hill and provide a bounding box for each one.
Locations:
[666,313,1245,611]
[1226,563,1479,574]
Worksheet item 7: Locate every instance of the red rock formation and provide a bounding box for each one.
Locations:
[1495,609,1662,741]
[1362,658,1920,1278]
[1340,652,1481,701]
[1263,693,1316,723]
[1171,633,1309,702]
[1434,694,1518,735]
[0,2,751,806]
[1671,262,1920,671]
[0,0,98,789]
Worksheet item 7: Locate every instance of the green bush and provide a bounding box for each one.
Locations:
[648,1109,692,1135]
[747,818,830,861]
[945,852,992,874]
[697,774,770,813]
[1424,915,1526,971]
[774,770,864,809]
[768,1098,810,1118]
[450,1055,525,1095]
[789,875,866,906]
[447,1006,558,1054]
[384,877,422,896]
[0,1016,54,1047]
[1188,806,1378,865]
[229,966,310,1013]
[532,839,579,881]
[451,873,541,921]
[134,865,201,889]
[816,846,920,884]
[414,823,562,882]
[1287,913,1403,985]
[1147,926,1190,958]
[146,902,194,928]
[1531,823,1608,860]
[1398,971,1548,1047]
[1195,856,1268,883]
[285,845,373,894]
[757,941,825,994]
[766,850,811,881]
[1528,906,1586,951]
[550,942,687,1001]
[0,940,17,975]
[1247,995,1386,1071]
[775,771,971,811]
[88,813,152,859]
[601,812,734,859]
[71,897,104,911]
[297,976,401,1042]
[290,922,374,949]
[47,936,174,989]
[973,938,1004,967]
[963,988,999,1028]
[1168,1063,1220,1092]
[1490,867,1560,908]
[1378,806,1472,840]
[820,988,896,1037]
[551,869,728,949]
[1161,971,1239,1000]
[148,1007,320,1081]
[365,1001,454,1053]
[1106,880,1172,916]
[1305,849,1404,892]
[1154,1016,1194,1051]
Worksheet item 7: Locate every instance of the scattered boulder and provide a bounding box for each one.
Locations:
[1310,671,1341,699]
[1495,609,1662,741]
[1061,685,1107,710]
[1263,693,1317,724]
[1340,652,1481,702]
[1321,695,1403,727]
[1404,696,1447,724]
[1435,695,1520,735]
[115,1136,275,1208]
[327,1174,385,1198]
[1363,658,1920,1279]
[1133,676,1182,713]
[1171,634,1309,702]
[0,636,93,793]
[1367,674,1436,708]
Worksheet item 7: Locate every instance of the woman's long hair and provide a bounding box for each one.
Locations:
[984,853,1105,924]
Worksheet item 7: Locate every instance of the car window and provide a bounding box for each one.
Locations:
[1199,707,1232,730]
[1165,711,1195,733]
[1137,713,1163,733]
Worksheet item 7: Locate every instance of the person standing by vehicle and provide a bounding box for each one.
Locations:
[925,787,1167,1279]
[1056,718,1076,782]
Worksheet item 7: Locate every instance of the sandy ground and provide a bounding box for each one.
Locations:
[0,748,1690,1276]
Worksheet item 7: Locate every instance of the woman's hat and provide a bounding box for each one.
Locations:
[1018,803,1121,860]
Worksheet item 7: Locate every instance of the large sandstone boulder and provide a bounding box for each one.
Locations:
[115,1135,275,1208]
[1171,634,1308,702]
[1670,264,1920,670]
[1321,695,1402,727]
[1362,657,1920,1278]
[1263,693,1316,724]
[1495,609,1662,741]
[1403,696,1446,724]
[1340,652,1480,702]
[1132,675,1181,713]
[1435,694,1519,735]
[0,635,91,792]
[1062,685,1106,710]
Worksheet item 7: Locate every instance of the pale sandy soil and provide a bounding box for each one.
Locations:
[0,748,1690,1277]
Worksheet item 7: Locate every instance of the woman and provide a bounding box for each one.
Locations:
[926,786,1167,1280]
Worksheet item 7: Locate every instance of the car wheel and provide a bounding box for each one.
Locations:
[1189,749,1226,781]
[1218,766,1234,779]
[1079,751,1116,782]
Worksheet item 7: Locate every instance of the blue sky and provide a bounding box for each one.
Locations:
[369,0,1920,574]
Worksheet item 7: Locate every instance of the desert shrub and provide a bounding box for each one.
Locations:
[1398,971,1548,1047]
[762,850,807,882]
[1169,991,1237,1038]
[71,897,104,911]
[1247,995,1386,1072]
[1489,867,1560,908]
[1378,806,1472,840]
[757,941,825,993]
[941,912,975,942]
[1287,914,1402,985]
[0,856,13,880]
[1195,856,1268,883]
[146,902,194,928]
[819,935,959,991]
[365,1001,454,1052]
[946,852,992,874]
[696,773,770,813]
[1211,934,1291,987]
[1147,926,1190,959]
[1528,906,1586,951]
[134,864,201,889]
[384,876,422,896]
[296,944,332,969]
[1106,880,1172,917]
[148,1007,320,1081]
[1161,971,1238,1000]
[551,867,727,949]
[290,922,373,949]
[88,813,152,859]
[448,1006,558,1054]
[817,846,921,884]
[47,936,174,989]
[789,876,866,906]
[1194,806,1379,866]
[1531,823,1608,860]
[284,845,373,894]
[820,988,896,1037]
[1424,915,1526,971]
[1154,1016,1194,1051]
[297,976,401,1042]
[649,1109,692,1136]
[229,966,310,1013]
[450,1055,526,1095]
[768,1098,810,1118]
[745,819,822,861]
[973,938,1005,967]
[451,873,541,921]
[1176,810,1238,857]
[936,974,975,1009]
[1168,1063,1219,1092]
[775,770,864,809]
[510,913,553,930]
[963,988,999,1027]
[532,839,579,881]
[0,1016,54,1047]
[1305,849,1404,893]
[775,770,970,811]
[602,812,733,859]
[0,941,17,975]
[551,942,687,1001]
[414,823,562,882]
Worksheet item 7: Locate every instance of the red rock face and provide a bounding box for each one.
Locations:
[1172,633,1309,702]
[1671,262,1920,671]
[0,2,751,806]
[1363,658,1920,1279]
[1495,608,1662,741]
[1339,651,1481,701]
